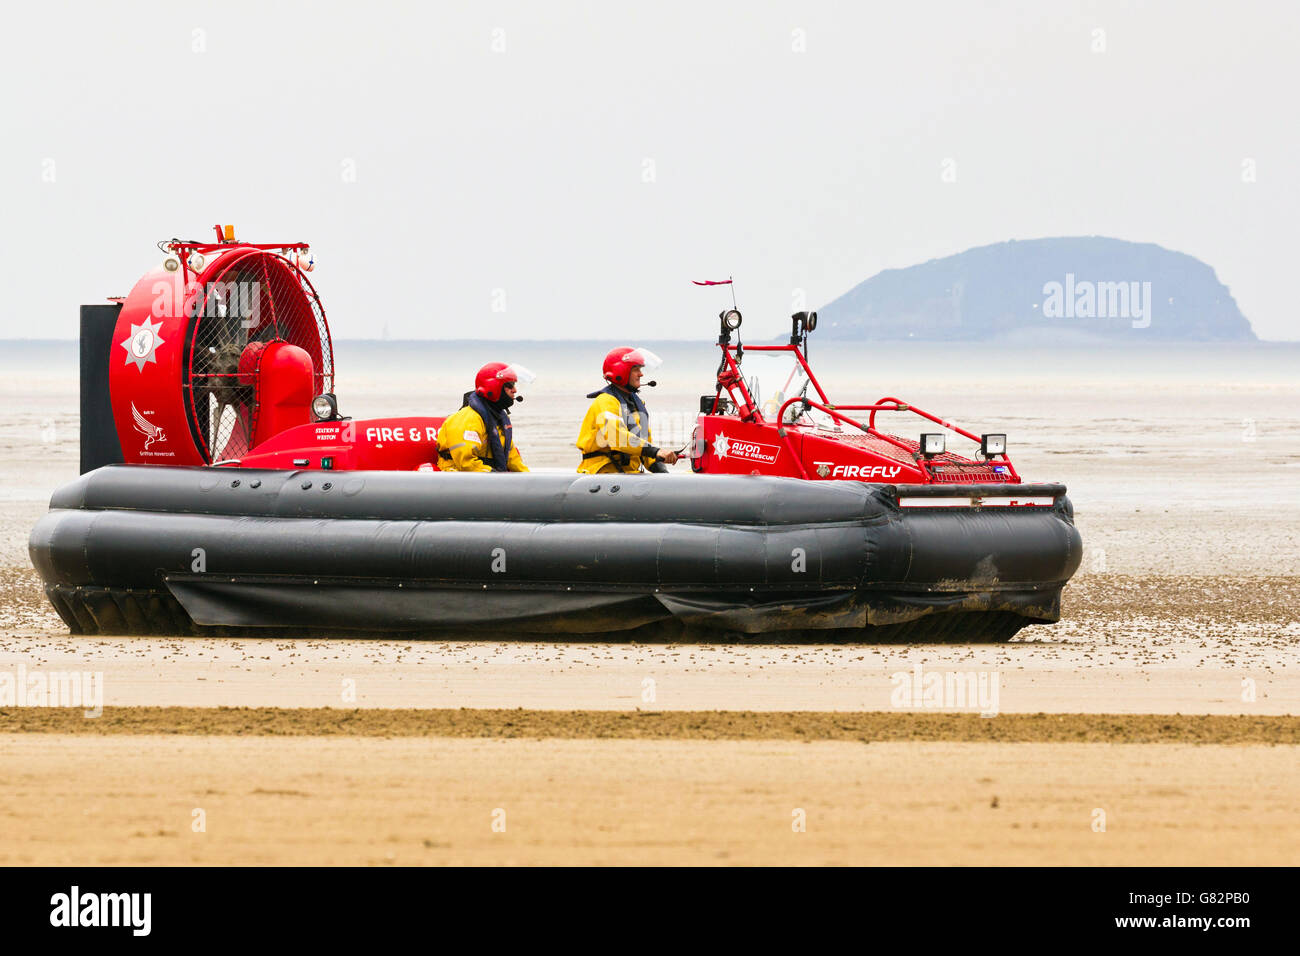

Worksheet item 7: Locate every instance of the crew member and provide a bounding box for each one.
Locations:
[576,347,679,474]
[437,362,533,472]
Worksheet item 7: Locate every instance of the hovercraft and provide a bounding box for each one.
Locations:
[30,229,1082,641]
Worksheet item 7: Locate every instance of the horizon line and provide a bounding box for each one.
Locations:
[3,336,1297,345]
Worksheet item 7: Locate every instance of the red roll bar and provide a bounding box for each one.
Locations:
[713,340,1019,482]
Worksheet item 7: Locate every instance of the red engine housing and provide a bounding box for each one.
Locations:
[106,231,443,472]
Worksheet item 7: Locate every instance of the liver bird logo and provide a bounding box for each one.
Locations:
[131,403,166,449]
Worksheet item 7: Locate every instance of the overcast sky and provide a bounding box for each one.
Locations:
[3,0,1296,341]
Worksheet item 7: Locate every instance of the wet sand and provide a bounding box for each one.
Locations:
[3,569,1295,713]
[6,707,1299,742]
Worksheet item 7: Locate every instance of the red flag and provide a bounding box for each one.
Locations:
[692,279,733,286]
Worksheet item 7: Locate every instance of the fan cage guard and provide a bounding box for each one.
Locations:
[182,252,334,462]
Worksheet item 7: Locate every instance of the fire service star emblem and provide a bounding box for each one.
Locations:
[713,433,730,459]
[120,317,166,372]
[816,462,831,478]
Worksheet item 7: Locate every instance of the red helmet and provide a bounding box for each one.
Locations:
[474,362,535,402]
[602,347,663,388]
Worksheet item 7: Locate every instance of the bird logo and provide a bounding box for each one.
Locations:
[131,403,166,449]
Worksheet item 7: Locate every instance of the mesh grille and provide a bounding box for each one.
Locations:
[927,462,1009,483]
[183,252,333,462]
[830,432,918,464]
[829,431,1013,483]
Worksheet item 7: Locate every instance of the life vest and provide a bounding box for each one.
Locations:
[465,392,513,470]
[577,384,659,473]
[438,393,517,472]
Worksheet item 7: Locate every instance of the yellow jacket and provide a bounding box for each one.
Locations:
[575,388,661,474]
[437,405,528,473]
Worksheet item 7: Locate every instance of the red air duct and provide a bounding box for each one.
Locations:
[108,241,333,465]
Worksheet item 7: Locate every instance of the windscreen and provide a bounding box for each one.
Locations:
[731,351,838,426]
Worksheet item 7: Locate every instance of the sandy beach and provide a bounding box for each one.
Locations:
[2,731,1296,865]
[2,570,1297,713]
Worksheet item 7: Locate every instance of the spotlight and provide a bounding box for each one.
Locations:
[311,393,339,421]
[981,433,1007,457]
[920,433,946,457]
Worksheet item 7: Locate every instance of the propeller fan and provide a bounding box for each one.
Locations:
[183,251,333,462]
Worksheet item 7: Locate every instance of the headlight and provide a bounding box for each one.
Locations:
[720,309,743,330]
[981,433,1007,457]
[311,394,338,421]
[920,433,946,457]
[162,255,181,273]
[187,252,206,271]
